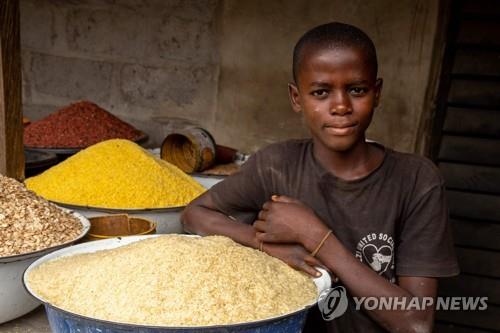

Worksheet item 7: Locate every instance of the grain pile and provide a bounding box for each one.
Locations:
[24,101,143,148]
[25,139,205,209]
[0,175,83,257]
[27,235,317,326]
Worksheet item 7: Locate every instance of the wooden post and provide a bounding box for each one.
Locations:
[0,0,24,180]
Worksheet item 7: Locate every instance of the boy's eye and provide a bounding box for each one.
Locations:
[311,89,329,98]
[349,87,368,96]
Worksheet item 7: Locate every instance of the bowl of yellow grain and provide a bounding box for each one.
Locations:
[24,139,208,234]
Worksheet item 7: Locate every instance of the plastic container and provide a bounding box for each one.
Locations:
[0,211,90,324]
[85,215,156,241]
[24,235,331,333]
[161,128,216,173]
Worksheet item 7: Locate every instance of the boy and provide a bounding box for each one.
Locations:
[182,22,459,332]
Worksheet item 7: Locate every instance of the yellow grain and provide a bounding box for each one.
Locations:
[25,139,205,209]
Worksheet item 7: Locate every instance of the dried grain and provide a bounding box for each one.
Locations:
[27,235,317,326]
[0,175,82,257]
[25,139,205,209]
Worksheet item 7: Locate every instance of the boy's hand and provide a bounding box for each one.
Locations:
[254,195,327,246]
[262,242,324,277]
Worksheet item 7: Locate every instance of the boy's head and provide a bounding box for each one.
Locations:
[292,22,378,84]
[289,22,382,153]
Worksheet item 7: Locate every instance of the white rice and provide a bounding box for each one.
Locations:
[27,235,317,326]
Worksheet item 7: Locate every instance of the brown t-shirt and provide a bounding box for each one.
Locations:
[210,139,459,332]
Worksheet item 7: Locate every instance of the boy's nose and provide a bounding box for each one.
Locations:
[329,91,352,115]
[329,105,352,115]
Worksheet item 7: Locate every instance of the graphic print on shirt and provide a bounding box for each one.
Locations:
[356,233,395,282]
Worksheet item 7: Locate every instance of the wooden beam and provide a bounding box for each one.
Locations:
[0,0,23,180]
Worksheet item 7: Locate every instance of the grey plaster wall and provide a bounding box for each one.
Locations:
[20,0,440,153]
[20,0,219,146]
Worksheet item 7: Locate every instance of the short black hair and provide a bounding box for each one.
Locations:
[292,22,378,83]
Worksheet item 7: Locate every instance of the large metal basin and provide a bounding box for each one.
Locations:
[24,235,331,332]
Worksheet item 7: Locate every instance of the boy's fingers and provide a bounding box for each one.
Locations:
[299,261,321,277]
[257,210,268,221]
[255,231,265,240]
[256,232,281,243]
[304,256,339,282]
[272,195,299,204]
[304,255,322,268]
[253,220,267,232]
[261,201,272,210]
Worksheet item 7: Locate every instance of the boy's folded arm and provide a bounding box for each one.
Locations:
[181,191,260,249]
[182,192,326,277]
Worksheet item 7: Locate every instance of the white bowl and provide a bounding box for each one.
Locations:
[0,211,90,324]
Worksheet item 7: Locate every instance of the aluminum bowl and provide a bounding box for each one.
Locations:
[24,235,331,333]
[0,211,90,324]
[52,202,184,234]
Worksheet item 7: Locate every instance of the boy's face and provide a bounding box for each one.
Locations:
[289,46,382,153]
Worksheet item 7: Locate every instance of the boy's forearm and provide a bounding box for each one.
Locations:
[182,203,260,249]
[304,231,434,333]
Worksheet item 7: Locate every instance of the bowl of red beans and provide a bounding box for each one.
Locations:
[24,101,147,154]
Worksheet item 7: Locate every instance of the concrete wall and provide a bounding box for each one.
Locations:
[20,0,219,145]
[20,0,440,153]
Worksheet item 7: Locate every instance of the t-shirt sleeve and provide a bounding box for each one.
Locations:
[209,149,273,225]
[395,169,460,277]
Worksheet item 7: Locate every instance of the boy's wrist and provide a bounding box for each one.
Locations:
[300,218,330,252]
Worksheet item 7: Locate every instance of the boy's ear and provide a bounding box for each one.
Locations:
[374,78,383,107]
[288,82,302,113]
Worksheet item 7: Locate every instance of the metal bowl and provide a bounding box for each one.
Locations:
[24,235,331,333]
[50,176,219,234]
[24,133,149,155]
[0,211,90,324]
[52,202,184,234]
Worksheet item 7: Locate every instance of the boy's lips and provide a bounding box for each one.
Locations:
[324,122,357,136]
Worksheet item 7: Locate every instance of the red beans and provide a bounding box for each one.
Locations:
[24,101,144,148]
